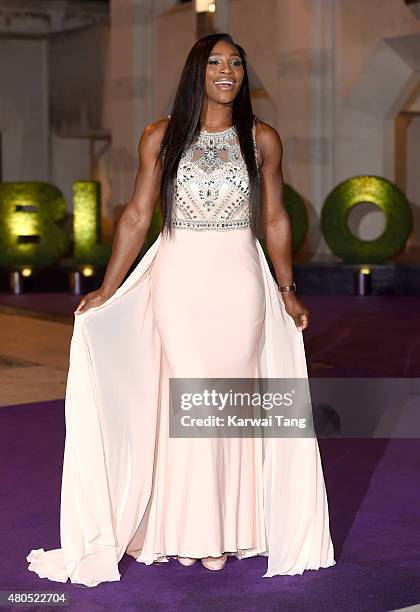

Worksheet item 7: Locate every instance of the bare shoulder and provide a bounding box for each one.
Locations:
[138,117,170,156]
[254,119,283,162]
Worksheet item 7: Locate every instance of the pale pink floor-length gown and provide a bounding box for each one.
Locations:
[26,121,335,587]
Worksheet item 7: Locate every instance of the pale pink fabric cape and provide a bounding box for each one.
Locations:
[26,234,335,587]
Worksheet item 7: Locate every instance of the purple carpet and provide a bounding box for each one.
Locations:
[2,401,419,611]
[2,294,420,610]
[0,292,80,320]
[1,293,420,377]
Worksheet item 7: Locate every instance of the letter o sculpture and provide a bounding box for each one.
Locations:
[321,176,412,263]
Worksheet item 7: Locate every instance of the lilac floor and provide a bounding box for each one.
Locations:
[0,292,79,321]
[2,294,420,610]
[1,292,420,376]
[2,401,420,611]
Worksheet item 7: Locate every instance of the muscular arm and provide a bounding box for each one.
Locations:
[257,122,309,331]
[257,122,293,288]
[75,118,167,313]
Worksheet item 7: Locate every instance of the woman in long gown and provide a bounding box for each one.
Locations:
[26,33,335,586]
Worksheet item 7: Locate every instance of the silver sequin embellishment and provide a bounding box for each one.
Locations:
[171,123,258,231]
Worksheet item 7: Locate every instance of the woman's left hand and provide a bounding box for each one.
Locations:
[280,293,310,331]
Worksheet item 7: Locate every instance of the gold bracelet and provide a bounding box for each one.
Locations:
[278,282,296,293]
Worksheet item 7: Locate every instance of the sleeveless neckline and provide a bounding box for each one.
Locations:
[191,121,260,172]
[200,125,235,135]
[198,125,237,140]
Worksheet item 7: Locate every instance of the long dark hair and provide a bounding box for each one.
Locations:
[157,33,261,239]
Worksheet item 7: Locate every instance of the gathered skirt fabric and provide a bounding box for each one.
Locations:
[26,228,336,587]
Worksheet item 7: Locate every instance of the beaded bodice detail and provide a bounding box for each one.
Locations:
[172,124,258,231]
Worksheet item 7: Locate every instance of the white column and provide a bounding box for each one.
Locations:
[0,39,49,181]
[109,0,175,209]
[214,0,230,33]
[309,0,337,258]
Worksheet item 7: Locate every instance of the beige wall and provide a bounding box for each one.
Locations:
[154,4,196,119]
[2,0,419,261]
[0,39,49,181]
[107,0,420,259]
[109,0,183,208]
[225,0,420,259]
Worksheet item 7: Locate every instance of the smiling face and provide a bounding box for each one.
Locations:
[204,39,245,106]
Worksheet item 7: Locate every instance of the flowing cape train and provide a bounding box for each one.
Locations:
[26,233,335,587]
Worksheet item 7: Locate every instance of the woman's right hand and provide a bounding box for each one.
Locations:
[74,288,113,315]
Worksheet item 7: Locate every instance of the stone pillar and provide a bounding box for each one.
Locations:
[308,0,337,259]
[109,0,175,213]
[213,0,230,33]
[0,38,49,182]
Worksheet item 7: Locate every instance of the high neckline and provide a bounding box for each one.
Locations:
[199,125,236,138]
[201,125,232,133]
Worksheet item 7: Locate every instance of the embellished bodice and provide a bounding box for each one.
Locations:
[171,124,258,231]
